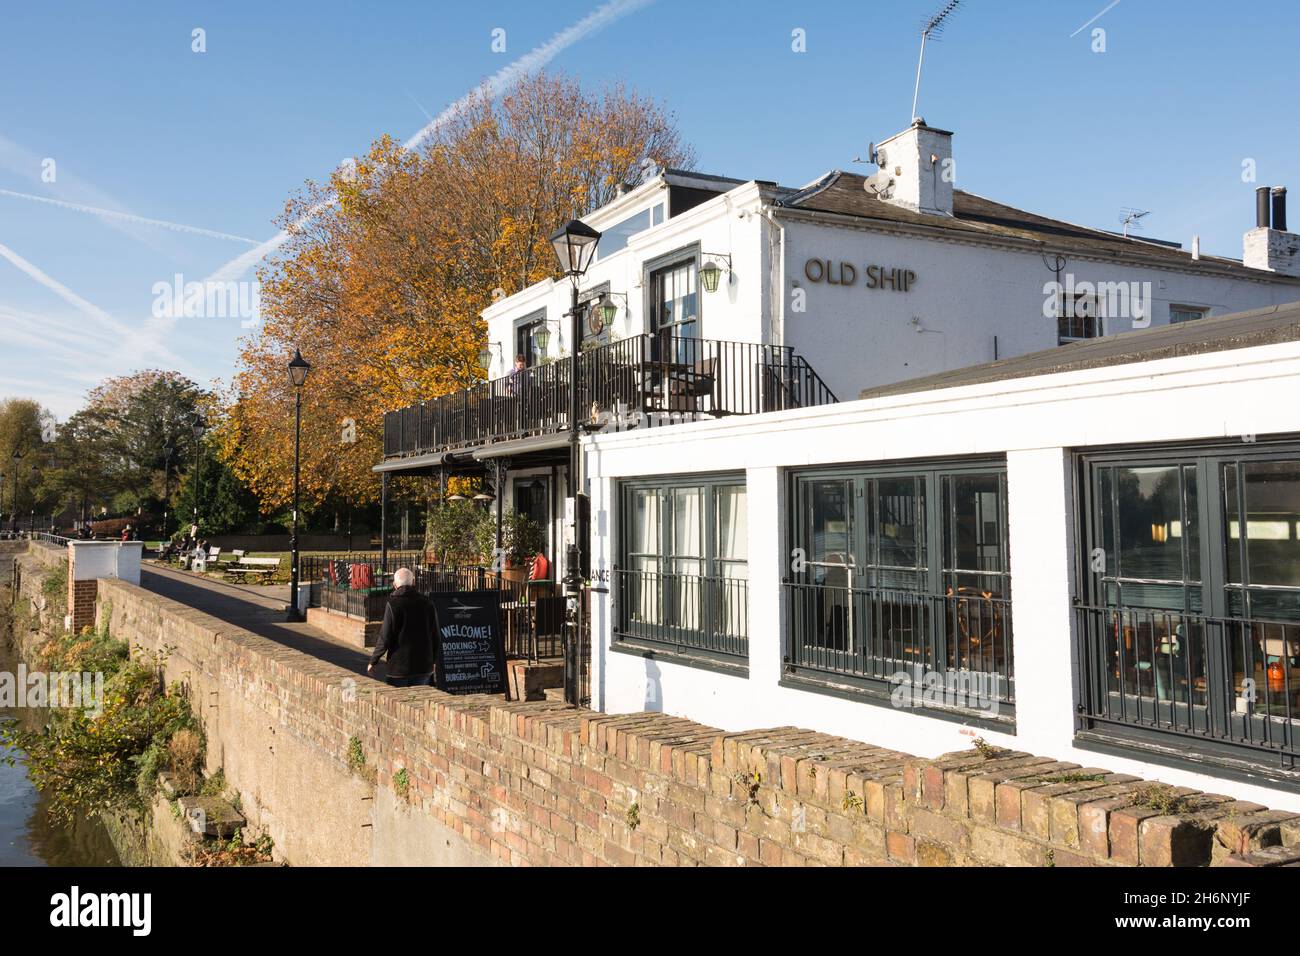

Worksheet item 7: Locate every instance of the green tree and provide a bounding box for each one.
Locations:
[173,443,261,536]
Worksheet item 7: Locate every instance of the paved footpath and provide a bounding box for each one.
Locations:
[139,562,374,676]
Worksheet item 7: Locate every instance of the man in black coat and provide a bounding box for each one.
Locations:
[366,568,436,687]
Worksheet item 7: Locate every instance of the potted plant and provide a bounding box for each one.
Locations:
[474,510,545,583]
[426,500,480,568]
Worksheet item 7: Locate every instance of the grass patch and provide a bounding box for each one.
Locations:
[1130,783,1194,815]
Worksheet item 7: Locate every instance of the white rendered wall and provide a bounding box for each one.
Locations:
[585,338,1300,811]
[483,177,1300,401]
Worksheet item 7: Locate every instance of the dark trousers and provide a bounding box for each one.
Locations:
[386,673,432,688]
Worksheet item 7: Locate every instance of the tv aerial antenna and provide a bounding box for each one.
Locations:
[1119,207,1150,237]
[911,0,963,124]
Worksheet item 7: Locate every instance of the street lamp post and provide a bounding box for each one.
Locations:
[190,417,205,534]
[162,444,173,540]
[11,449,23,535]
[548,218,601,706]
[287,349,311,622]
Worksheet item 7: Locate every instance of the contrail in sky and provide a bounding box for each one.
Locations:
[0,188,261,244]
[1070,0,1122,37]
[205,0,655,286]
[0,239,181,366]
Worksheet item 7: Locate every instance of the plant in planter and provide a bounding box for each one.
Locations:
[426,501,480,567]
[473,509,545,577]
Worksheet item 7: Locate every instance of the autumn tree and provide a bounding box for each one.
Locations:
[0,397,56,525]
[222,72,693,515]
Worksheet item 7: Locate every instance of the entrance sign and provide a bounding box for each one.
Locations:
[429,590,506,695]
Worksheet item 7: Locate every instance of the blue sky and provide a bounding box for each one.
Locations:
[2,0,1298,418]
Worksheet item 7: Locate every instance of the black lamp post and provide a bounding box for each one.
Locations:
[548,218,601,705]
[190,417,206,533]
[162,444,173,539]
[11,448,23,534]
[287,349,311,622]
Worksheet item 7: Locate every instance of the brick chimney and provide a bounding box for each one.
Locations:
[1243,185,1300,277]
[866,120,954,217]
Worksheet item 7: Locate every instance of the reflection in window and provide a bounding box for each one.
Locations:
[617,476,748,658]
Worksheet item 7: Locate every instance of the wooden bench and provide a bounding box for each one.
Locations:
[224,556,282,580]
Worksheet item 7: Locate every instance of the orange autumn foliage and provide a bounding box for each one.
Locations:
[221,72,693,509]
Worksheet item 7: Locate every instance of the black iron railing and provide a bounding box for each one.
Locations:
[1076,603,1300,760]
[306,552,562,662]
[784,582,1014,708]
[613,568,749,661]
[383,334,838,459]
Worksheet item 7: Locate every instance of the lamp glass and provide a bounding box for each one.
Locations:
[549,219,602,276]
[600,298,618,325]
[533,326,550,357]
[288,348,311,388]
[478,346,493,369]
[700,261,722,293]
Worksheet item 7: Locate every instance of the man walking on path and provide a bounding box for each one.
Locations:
[367,567,436,687]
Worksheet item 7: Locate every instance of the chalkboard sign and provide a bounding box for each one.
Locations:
[429,590,506,695]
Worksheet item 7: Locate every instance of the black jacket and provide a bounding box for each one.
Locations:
[369,586,436,678]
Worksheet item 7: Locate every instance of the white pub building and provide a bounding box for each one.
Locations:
[379,120,1300,809]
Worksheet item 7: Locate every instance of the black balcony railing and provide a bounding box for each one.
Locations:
[785,582,1014,710]
[614,568,749,662]
[1076,603,1300,761]
[383,334,838,459]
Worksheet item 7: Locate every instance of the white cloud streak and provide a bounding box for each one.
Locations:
[0,188,260,244]
[204,0,655,286]
[0,240,181,366]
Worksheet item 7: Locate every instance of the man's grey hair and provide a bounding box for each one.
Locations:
[393,567,415,588]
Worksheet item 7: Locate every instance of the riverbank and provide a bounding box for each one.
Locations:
[0,590,121,867]
[3,544,272,868]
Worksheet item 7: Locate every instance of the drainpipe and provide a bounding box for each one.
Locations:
[755,204,785,346]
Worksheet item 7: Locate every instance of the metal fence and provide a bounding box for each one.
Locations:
[383,334,838,459]
[307,551,563,662]
[785,582,1014,707]
[613,568,749,662]
[1076,603,1300,760]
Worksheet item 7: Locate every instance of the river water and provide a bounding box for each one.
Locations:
[0,627,121,867]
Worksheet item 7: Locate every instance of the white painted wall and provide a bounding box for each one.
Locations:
[484,180,1300,404]
[584,338,1300,811]
[781,214,1300,398]
[70,541,143,585]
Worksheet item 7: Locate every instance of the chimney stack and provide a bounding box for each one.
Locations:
[1257,186,1272,228]
[1244,184,1300,277]
[867,120,954,217]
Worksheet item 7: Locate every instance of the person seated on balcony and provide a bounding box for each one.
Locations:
[366,567,436,688]
[506,354,527,396]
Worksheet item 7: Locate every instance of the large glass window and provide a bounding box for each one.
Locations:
[1079,442,1300,766]
[788,460,1012,713]
[649,259,698,342]
[617,474,747,662]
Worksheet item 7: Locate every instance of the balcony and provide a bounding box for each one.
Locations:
[382,334,838,459]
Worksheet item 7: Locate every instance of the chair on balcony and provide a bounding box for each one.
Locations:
[665,357,718,416]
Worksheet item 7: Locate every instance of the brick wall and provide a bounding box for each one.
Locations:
[94,577,1300,867]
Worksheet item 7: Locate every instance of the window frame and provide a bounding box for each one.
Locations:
[615,471,748,668]
[1075,436,1300,774]
[784,456,1013,721]
[513,308,548,368]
